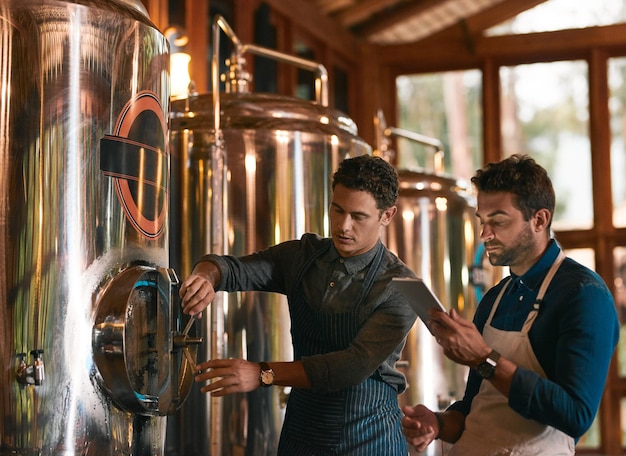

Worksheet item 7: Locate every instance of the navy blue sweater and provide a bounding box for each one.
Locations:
[449,240,619,439]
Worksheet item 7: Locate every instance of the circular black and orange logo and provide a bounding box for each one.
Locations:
[100,91,168,239]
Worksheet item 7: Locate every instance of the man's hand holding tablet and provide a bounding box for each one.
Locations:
[391,277,447,335]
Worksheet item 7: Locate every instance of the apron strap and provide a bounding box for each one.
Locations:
[355,242,385,307]
[486,278,511,324]
[523,251,565,331]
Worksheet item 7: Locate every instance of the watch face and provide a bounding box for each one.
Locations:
[478,361,495,379]
[261,370,274,386]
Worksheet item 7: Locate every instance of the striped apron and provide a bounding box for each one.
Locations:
[277,241,408,456]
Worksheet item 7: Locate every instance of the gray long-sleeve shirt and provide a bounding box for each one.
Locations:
[198,233,418,394]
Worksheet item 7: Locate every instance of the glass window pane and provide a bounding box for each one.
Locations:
[564,248,599,449]
[333,66,349,114]
[609,57,626,228]
[396,70,482,181]
[294,39,316,101]
[562,248,595,270]
[500,61,592,230]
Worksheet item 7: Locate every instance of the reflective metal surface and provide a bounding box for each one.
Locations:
[385,169,480,455]
[92,266,199,417]
[0,1,179,454]
[168,91,371,455]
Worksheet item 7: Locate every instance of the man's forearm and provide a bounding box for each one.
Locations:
[436,410,465,443]
[193,260,221,287]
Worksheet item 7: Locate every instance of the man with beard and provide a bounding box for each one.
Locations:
[401,154,619,455]
[180,154,417,455]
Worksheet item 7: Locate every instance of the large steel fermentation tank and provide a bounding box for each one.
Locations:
[386,167,480,456]
[167,16,371,456]
[0,1,198,455]
[388,167,478,402]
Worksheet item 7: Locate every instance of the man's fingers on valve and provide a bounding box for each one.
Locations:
[198,377,231,395]
[196,365,230,387]
[180,281,200,300]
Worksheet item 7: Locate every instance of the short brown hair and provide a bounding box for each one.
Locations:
[471,154,555,228]
[332,155,399,210]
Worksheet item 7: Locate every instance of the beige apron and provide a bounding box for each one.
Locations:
[449,252,575,456]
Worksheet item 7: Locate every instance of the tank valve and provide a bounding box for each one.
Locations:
[173,315,203,372]
[16,350,45,386]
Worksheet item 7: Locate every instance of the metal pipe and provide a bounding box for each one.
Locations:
[212,15,329,106]
[384,126,445,174]
[240,43,329,106]
[375,109,445,173]
[384,126,443,152]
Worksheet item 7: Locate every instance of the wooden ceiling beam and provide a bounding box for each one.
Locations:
[262,0,361,59]
[355,0,449,37]
[474,23,626,60]
[416,0,549,43]
[461,0,549,36]
[354,0,548,45]
[335,0,411,28]
[409,0,549,55]
[378,23,626,72]
[316,0,355,15]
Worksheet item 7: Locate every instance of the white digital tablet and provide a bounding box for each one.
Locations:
[391,277,447,332]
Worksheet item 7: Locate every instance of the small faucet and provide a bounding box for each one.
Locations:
[16,350,45,386]
[31,350,45,385]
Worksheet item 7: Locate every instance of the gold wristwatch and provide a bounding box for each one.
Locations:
[259,362,274,387]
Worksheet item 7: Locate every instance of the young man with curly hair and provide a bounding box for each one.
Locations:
[181,154,417,455]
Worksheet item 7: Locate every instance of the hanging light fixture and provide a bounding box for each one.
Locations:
[165,26,192,99]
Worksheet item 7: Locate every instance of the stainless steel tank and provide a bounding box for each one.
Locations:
[167,16,371,456]
[387,168,479,401]
[385,168,481,456]
[373,113,479,454]
[0,1,197,454]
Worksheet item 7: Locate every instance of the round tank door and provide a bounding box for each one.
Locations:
[92,265,200,416]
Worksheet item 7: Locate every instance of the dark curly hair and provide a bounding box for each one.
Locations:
[331,154,399,210]
[471,154,555,228]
